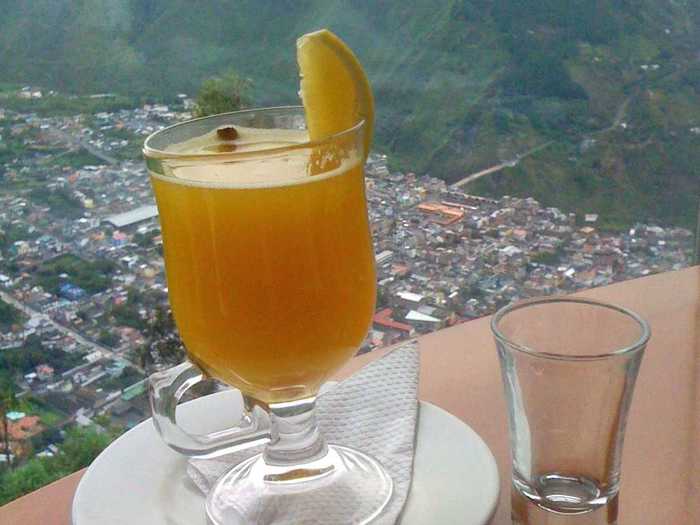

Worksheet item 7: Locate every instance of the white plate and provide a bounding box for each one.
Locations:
[72,391,499,524]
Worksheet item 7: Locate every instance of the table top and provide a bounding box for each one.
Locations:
[1,267,698,525]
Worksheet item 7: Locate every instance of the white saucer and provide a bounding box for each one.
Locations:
[72,391,499,524]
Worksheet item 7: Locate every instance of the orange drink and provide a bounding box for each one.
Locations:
[148,121,375,402]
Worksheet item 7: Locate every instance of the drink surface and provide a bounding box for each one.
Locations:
[150,127,375,403]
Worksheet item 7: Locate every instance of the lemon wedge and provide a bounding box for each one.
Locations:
[297,29,374,158]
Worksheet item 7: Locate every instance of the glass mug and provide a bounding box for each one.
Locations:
[143,107,392,524]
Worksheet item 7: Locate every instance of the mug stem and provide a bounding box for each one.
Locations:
[262,396,330,481]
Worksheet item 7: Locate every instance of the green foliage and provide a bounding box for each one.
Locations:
[15,397,65,428]
[531,250,564,266]
[466,284,483,299]
[0,371,17,467]
[0,222,39,249]
[109,290,148,330]
[136,305,185,371]
[29,427,62,454]
[29,187,83,219]
[132,229,159,248]
[91,413,124,435]
[501,54,587,100]
[0,426,114,505]
[96,367,144,392]
[682,63,700,93]
[36,254,115,295]
[194,70,252,117]
[0,335,84,375]
[51,149,103,169]
[109,288,165,332]
[53,426,114,472]
[0,457,54,501]
[494,0,622,46]
[98,329,120,347]
[110,303,144,329]
[492,0,615,100]
[0,93,137,117]
[0,299,23,331]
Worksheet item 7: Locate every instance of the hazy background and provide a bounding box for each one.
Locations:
[1,0,699,227]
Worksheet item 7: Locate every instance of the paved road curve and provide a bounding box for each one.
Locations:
[450,141,554,189]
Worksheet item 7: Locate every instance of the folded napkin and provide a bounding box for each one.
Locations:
[188,341,420,524]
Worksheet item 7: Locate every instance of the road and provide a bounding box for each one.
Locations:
[450,161,514,189]
[588,94,632,138]
[451,140,554,189]
[0,290,144,373]
[54,129,118,165]
[450,92,633,190]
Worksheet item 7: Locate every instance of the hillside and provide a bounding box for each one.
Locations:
[1,0,699,228]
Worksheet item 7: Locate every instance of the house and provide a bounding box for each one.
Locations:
[36,364,55,381]
[0,414,44,458]
[59,283,86,301]
[372,308,414,337]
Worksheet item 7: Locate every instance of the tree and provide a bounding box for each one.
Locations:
[194,70,252,117]
[98,329,120,348]
[110,302,144,330]
[132,305,185,373]
[0,457,53,502]
[54,426,113,473]
[0,425,115,505]
[0,299,22,331]
[0,372,18,468]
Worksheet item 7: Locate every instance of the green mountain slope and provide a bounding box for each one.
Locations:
[0,0,698,228]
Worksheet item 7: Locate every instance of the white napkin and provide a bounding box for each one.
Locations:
[188,342,420,524]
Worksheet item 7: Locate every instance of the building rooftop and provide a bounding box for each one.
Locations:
[102,205,158,228]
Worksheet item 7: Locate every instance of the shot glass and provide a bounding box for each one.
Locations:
[491,297,650,524]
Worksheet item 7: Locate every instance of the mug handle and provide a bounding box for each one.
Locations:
[149,361,271,458]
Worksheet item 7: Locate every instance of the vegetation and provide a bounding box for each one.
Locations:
[109,290,149,330]
[96,367,144,392]
[0,123,41,165]
[0,371,17,466]
[110,303,144,330]
[194,70,252,117]
[0,1,696,229]
[0,222,39,249]
[29,187,83,220]
[530,249,565,266]
[0,299,23,332]
[14,397,66,428]
[50,149,104,169]
[91,413,124,436]
[0,335,85,376]
[1,4,699,220]
[132,229,160,248]
[134,305,185,372]
[0,92,137,117]
[35,254,116,295]
[97,329,120,347]
[0,425,116,505]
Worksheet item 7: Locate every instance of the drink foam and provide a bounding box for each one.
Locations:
[151,125,360,189]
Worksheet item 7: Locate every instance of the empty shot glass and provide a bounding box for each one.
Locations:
[492,297,650,524]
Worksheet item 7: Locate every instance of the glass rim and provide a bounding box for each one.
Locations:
[142,105,365,161]
[490,296,651,361]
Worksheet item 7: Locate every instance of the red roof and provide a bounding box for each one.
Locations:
[0,416,43,441]
[373,308,413,333]
[417,201,464,226]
